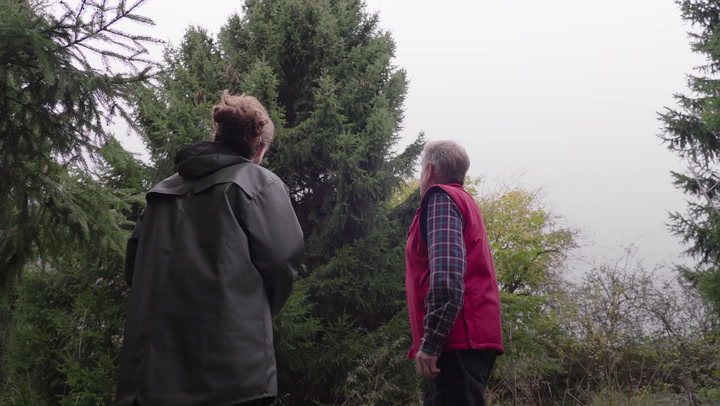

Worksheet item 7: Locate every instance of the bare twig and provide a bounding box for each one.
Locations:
[688,159,720,217]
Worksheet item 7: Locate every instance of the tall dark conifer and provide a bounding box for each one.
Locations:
[661,0,720,313]
[133,0,424,402]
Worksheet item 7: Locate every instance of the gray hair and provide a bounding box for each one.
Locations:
[421,140,470,185]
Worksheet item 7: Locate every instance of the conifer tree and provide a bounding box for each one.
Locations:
[1,140,150,405]
[133,0,424,402]
[0,0,157,402]
[0,0,158,293]
[661,0,720,314]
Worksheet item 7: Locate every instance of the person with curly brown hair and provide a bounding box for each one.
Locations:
[117,91,304,406]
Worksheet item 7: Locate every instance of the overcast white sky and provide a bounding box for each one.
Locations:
[122,0,704,273]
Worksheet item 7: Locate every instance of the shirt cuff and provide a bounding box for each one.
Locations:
[419,336,443,357]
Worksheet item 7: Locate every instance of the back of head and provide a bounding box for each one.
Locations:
[212,90,275,159]
[421,140,470,185]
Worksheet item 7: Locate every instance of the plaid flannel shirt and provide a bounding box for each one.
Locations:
[420,191,467,356]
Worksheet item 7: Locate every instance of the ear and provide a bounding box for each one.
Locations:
[253,143,270,165]
[425,163,435,180]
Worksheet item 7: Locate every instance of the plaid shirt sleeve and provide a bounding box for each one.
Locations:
[420,191,466,356]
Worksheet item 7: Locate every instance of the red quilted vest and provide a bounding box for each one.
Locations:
[405,183,504,358]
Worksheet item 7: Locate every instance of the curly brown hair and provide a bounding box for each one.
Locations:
[212,90,274,159]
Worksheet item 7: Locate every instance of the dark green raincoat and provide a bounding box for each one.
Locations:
[116,142,304,406]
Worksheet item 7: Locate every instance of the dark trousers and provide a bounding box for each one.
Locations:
[423,349,499,406]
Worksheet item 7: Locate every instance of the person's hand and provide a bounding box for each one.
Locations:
[415,350,440,378]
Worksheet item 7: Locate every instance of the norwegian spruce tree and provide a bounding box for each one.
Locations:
[661,0,720,314]
[1,141,150,405]
[133,0,424,403]
[0,0,157,293]
[0,0,157,403]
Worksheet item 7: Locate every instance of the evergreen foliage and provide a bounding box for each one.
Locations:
[660,0,720,314]
[0,0,158,293]
[0,0,156,402]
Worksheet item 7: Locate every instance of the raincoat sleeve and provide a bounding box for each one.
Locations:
[243,180,304,316]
